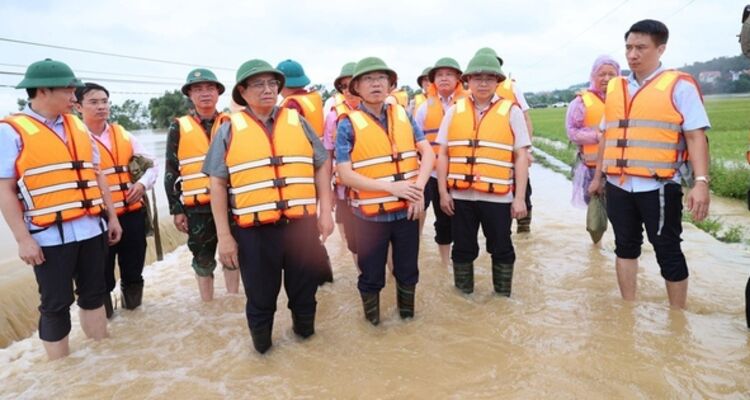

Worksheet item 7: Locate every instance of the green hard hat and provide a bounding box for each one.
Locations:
[181,68,225,96]
[463,53,506,82]
[16,58,84,89]
[428,57,462,82]
[416,67,431,87]
[334,62,356,91]
[276,59,310,88]
[474,47,504,67]
[349,57,398,97]
[232,59,285,106]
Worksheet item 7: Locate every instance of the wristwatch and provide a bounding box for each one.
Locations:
[694,175,710,184]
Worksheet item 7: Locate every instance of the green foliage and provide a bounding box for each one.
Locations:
[110,99,148,130]
[685,215,722,237]
[17,98,27,111]
[720,225,745,243]
[148,90,191,129]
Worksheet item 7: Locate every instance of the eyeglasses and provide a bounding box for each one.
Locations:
[83,99,110,106]
[468,75,498,84]
[360,74,389,84]
[247,79,281,91]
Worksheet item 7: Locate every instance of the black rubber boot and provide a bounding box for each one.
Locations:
[292,313,315,338]
[492,262,514,297]
[360,291,380,326]
[517,210,531,233]
[396,283,415,319]
[103,293,114,319]
[745,275,749,329]
[453,262,474,294]
[121,283,143,310]
[250,324,273,354]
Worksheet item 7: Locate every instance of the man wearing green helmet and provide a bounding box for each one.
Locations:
[411,67,431,114]
[414,57,468,268]
[164,68,239,302]
[323,62,360,261]
[277,59,325,138]
[435,53,530,297]
[0,59,123,360]
[336,57,435,325]
[475,47,535,233]
[202,59,333,354]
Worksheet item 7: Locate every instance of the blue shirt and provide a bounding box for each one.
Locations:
[604,65,711,193]
[335,103,426,222]
[0,106,105,246]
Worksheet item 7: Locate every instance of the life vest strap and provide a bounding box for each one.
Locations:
[603,159,683,169]
[448,173,513,186]
[26,180,98,197]
[447,139,514,152]
[605,119,682,132]
[351,151,418,170]
[101,165,130,175]
[449,157,514,168]
[227,156,313,174]
[181,187,209,197]
[228,177,316,195]
[605,139,686,151]
[231,197,316,215]
[178,155,206,167]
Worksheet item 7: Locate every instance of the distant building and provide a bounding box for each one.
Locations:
[729,70,750,81]
[698,71,721,83]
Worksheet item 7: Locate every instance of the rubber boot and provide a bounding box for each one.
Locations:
[396,283,415,319]
[453,262,474,294]
[492,262,514,297]
[121,283,143,310]
[103,293,114,319]
[250,324,273,354]
[360,291,380,326]
[517,210,531,233]
[292,313,315,338]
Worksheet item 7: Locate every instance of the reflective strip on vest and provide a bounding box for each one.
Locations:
[604,119,682,132]
[447,173,514,186]
[350,195,400,207]
[227,156,313,174]
[101,165,130,175]
[602,159,683,170]
[604,139,686,151]
[25,180,98,197]
[370,170,419,183]
[228,177,316,195]
[449,157,514,168]
[181,187,209,197]
[350,151,418,169]
[231,198,317,216]
[24,161,95,177]
[24,198,104,218]
[447,140,514,152]
[178,155,206,166]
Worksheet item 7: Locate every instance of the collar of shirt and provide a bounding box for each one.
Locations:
[470,94,501,116]
[627,63,664,89]
[89,123,113,149]
[242,106,280,131]
[23,104,64,129]
[357,103,389,126]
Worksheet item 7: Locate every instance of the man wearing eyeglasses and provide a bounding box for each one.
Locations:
[436,52,530,297]
[202,59,333,354]
[75,82,158,317]
[336,57,434,325]
[164,68,239,303]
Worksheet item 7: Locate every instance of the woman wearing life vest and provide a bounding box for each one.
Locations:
[588,20,711,309]
[323,62,360,262]
[566,56,620,211]
[0,59,122,360]
[336,57,434,325]
[75,82,159,317]
[164,68,239,302]
[436,52,530,297]
[203,59,333,354]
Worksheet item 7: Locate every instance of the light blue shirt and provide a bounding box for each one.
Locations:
[0,105,106,246]
[604,65,711,193]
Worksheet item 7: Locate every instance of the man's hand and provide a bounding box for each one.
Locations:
[173,213,188,233]
[318,210,334,243]
[588,174,605,197]
[406,199,424,221]
[686,182,710,221]
[511,197,528,219]
[217,234,239,270]
[125,182,146,204]
[107,217,123,245]
[439,191,455,216]
[389,181,423,203]
[19,236,44,266]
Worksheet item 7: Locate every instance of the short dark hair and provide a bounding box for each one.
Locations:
[625,19,669,46]
[26,88,37,99]
[75,82,110,103]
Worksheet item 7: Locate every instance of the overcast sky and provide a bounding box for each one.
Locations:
[0,0,745,114]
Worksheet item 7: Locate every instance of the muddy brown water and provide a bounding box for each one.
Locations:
[0,160,748,398]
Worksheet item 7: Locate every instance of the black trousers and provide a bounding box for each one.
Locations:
[451,200,515,265]
[335,197,357,253]
[354,217,420,293]
[233,217,326,331]
[105,208,147,292]
[33,234,108,342]
[424,176,452,245]
[606,182,688,282]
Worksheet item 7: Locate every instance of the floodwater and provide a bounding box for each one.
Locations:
[1,156,749,398]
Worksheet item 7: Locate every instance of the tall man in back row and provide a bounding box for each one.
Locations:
[589,19,711,309]
[0,59,122,360]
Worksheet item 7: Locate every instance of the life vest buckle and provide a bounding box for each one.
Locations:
[113,165,126,173]
[75,180,88,189]
[272,178,287,188]
[276,200,289,210]
[392,172,405,181]
[467,139,479,148]
[618,119,630,129]
[615,159,628,167]
[392,153,403,162]
[269,156,283,166]
[71,160,85,170]
[81,199,94,208]
[466,156,476,164]
[119,183,130,191]
[464,174,475,183]
[616,139,628,148]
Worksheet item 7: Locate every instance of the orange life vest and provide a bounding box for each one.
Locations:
[4,113,103,227]
[226,109,317,227]
[388,90,409,107]
[333,93,345,107]
[347,104,419,216]
[578,90,605,168]
[423,83,467,158]
[93,123,144,216]
[281,91,324,138]
[413,93,426,112]
[495,79,517,102]
[602,70,694,180]
[447,98,516,194]
[176,113,229,208]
